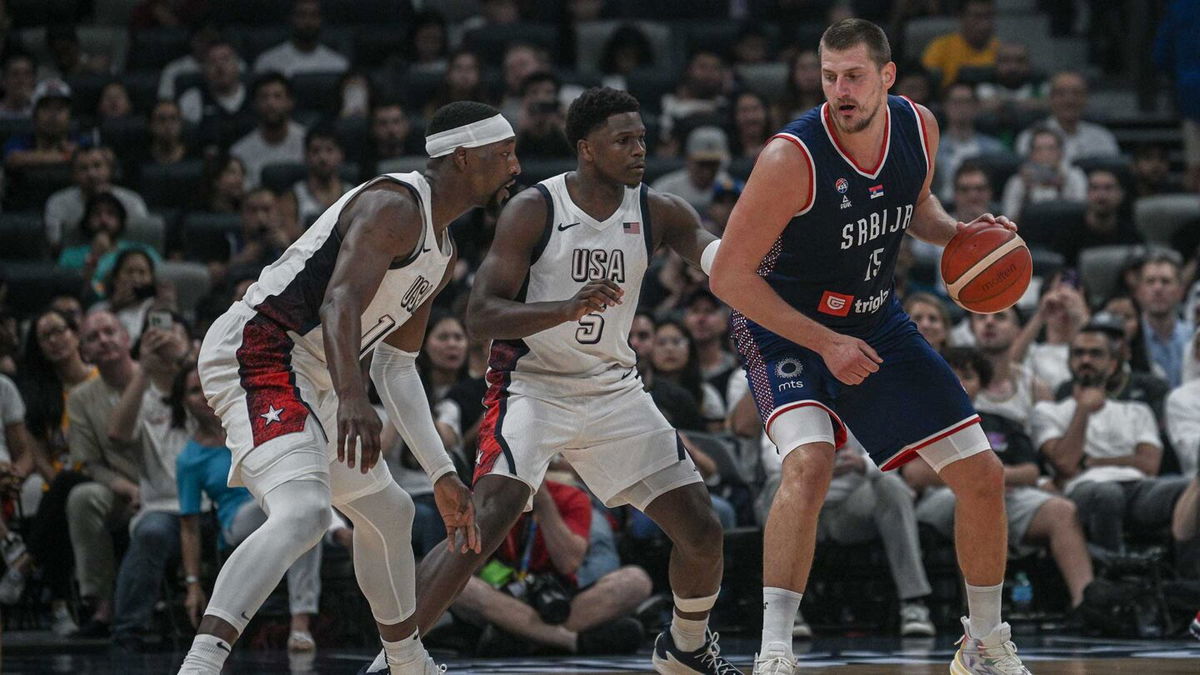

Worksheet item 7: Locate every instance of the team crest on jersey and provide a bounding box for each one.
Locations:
[835,177,849,193]
[774,358,803,379]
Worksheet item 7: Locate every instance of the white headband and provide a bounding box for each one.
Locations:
[425,114,515,158]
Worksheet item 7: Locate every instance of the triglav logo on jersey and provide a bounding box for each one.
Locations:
[818,290,854,317]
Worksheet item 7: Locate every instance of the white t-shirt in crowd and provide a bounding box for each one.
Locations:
[230,121,307,189]
[254,42,348,77]
[0,374,26,464]
[1031,397,1161,494]
[1166,379,1200,476]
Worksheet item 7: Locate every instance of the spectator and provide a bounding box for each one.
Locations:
[731,23,771,66]
[227,187,296,272]
[89,249,166,342]
[935,83,1005,202]
[405,10,449,74]
[423,49,488,122]
[157,23,225,101]
[1001,126,1087,221]
[285,124,348,229]
[903,291,952,353]
[0,52,34,119]
[96,81,133,124]
[920,0,998,88]
[3,79,87,171]
[63,310,143,637]
[659,49,729,151]
[1131,143,1185,198]
[1033,327,1190,554]
[729,90,772,160]
[41,25,110,79]
[1153,0,1200,192]
[514,72,571,159]
[975,42,1049,113]
[44,146,149,251]
[460,0,521,36]
[1011,273,1091,391]
[970,307,1052,430]
[229,72,306,189]
[128,0,205,29]
[652,126,733,214]
[500,43,551,124]
[173,361,324,650]
[1015,72,1120,163]
[774,50,822,123]
[1135,250,1192,388]
[143,100,191,168]
[198,152,245,214]
[336,70,372,119]
[648,319,724,432]
[1052,169,1142,266]
[453,481,649,656]
[359,100,421,176]
[703,176,742,235]
[911,347,1095,610]
[682,288,737,406]
[1098,294,1159,377]
[893,63,936,107]
[912,160,995,272]
[178,40,253,148]
[58,192,161,290]
[599,24,654,91]
[1167,332,1200,474]
[254,0,349,77]
[107,313,191,650]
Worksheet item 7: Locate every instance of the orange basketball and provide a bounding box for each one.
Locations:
[940,222,1032,314]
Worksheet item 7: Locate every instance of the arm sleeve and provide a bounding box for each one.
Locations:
[368,342,456,484]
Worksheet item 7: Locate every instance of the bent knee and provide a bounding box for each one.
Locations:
[611,565,653,600]
[66,482,111,514]
[944,452,1004,500]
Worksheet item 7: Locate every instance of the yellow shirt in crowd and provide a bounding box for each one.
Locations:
[922,33,999,87]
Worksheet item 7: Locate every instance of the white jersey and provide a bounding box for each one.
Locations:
[488,173,652,394]
[240,171,452,363]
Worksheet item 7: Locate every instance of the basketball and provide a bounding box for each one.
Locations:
[940,221,1033,314]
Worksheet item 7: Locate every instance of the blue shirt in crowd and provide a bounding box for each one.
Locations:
[176,439,253,547]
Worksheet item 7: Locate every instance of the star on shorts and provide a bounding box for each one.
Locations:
[260,405,284,425]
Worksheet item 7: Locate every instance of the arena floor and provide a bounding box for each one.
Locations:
[10,634,1200,673]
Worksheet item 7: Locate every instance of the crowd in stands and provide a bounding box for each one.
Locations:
[0,0,1197,657]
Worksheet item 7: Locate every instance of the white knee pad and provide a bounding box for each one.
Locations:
[338,481,417,625]
[766,402,840,460]
[917,419,991,473]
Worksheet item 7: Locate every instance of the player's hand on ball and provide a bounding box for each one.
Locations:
[336,395,383,474]
[818,332,882,386]
[562,279,623,321]
[956,213,1017,233]
[435,473,481,554]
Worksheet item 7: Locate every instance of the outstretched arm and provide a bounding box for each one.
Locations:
[650,190,718,269]
[466,188,622,341]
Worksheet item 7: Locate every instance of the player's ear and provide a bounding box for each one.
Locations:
[452,146,470,171]
[577,138,592,163]
[881,61,897,89]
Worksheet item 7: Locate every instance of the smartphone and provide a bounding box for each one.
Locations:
[147,310,173,332]
[1060,268,1080,289]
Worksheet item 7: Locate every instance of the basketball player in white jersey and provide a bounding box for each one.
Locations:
[359,88,740,675]
[178,101,519,675]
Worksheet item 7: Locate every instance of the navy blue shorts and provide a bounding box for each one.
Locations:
[730,300,979,470]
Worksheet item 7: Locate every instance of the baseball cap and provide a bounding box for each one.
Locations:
[1084,311,1126,340]
[686,126,729,162]
[32,79,72,108]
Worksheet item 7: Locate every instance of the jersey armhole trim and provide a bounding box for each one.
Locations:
[361,178,427,270]
[899,95,932,173]
[530,183,554,266]
[770,133,817,216]
[639,183,654,256]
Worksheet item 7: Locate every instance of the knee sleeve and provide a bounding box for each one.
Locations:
[338,481,417,625]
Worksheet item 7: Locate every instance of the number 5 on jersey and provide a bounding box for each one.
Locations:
[576,313,604,344]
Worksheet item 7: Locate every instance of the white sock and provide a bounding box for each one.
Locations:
[761,587,802,656]
[366,649,387,672]
[178,633,232,674]
[383,631,426,673]
[965,582,1003,638]
[670,613,708,652]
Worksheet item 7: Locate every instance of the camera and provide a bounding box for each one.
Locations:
[504,573,572,624]
[147,310,173,332]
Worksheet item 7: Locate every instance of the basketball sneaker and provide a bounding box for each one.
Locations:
[899,602,936,637]
[356,652,445,674]
[652,628,743,674]
[752,642,795,675]
[951,617,1031,674]
[792,610,811,639]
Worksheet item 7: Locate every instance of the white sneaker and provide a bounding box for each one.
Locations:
[752,642,795,675]
[951,617,1032,674]
[0,566,25,604]
[791,610,812,639]
[0,532,25,567]
[51,603,79,637]
[899,602,935,637]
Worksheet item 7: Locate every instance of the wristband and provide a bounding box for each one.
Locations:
[700,239,721,275]
[185,575,200,585]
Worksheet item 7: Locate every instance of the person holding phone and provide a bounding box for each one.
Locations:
[514,71,572,159]
[87,249,172,343]
[1001,126,1087,221]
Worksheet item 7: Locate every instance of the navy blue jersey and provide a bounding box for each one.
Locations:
[754,95,931,338]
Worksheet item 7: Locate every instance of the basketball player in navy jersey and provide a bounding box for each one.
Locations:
[178,101,517,675]
[360,87,740,675]
[710,20,1031,675]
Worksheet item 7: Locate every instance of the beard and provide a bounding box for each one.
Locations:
[484,184,511,219]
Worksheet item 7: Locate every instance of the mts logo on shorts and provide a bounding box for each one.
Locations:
[818,290,854,317]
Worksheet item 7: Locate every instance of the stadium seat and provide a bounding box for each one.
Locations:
[0,117,32,150]
[902,16,958,60]
[643,156,685,184]
[673,21,743,61]
[209,0,291,27]
[124,213,167,254]
[121,71,162,115]
[516,158,576,187]
[625,69,678,115]
[139,160,205,210]
[0,262,84,319]
[1134,194,1200,247]
[157,260,211,319]
[736,63,788,103]
[1018,199,1086,249]
[260,162,359,194]
[0,213,49,261]
[100,116,148,164]
[1074,155,1132,187]
[94,0,142,26]
[377,156,427,175]
[4,163,74,212]
[973,150,1023,193]
[1029,247,1065,280]
[353,25,405,69]
[181,212,242,263]
[1079,244,1143,306]
[226,26,290,63]
[291,72,343,117]
[573,20,672,76]
[334,116,370,168]
[462,23,559,65]
[617,0,736,21]
[126,26,190,71]
[322,0,410,25]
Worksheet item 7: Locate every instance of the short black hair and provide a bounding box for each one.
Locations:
[942,346,994,388]
[304,122,339,149]
[565,87,640,148]
[82,191,127,234]
[520,71,560,98]
[820,18,892,67]
[252,71,292,99]
[426,100,502,137]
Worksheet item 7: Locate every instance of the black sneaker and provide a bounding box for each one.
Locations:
[651,628,743,674]
[475,624,534,658]
[577,616,644,655]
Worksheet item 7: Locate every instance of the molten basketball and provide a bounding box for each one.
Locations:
[940,221,1032,314]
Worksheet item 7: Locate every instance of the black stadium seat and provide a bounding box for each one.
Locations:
[181,212,242,263]
[4,163,74,212]
[291,72,343,117]
[1018,199,1086,249]
[0,213,49,261]
[0,262,84,319]
[126,26,190,71]
[462,23,558,64]
[973,150,1023,193]
[139,160,205,210]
